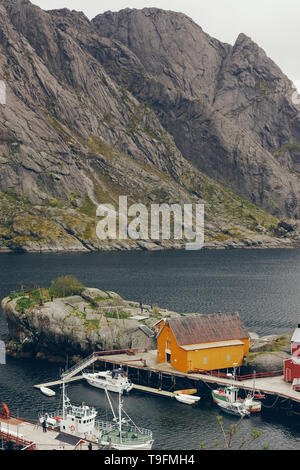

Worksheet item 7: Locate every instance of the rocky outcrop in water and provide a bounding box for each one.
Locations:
[0,1,299,252]
[1,288,180,361]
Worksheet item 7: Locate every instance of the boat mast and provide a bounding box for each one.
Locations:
[104,388,117,422]
[62,379,66,420]
[232,362,238,401]
[252,370,256,398]
[119,391,122,444]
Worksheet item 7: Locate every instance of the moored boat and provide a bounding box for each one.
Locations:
[212,387,250,417]
[98,389,154,450]
[173,389,201,405]
[82,368,134,394]
[40,386,56,397]
[42,380,153,451]
[175,393,201,405]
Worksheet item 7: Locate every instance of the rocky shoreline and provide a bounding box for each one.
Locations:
[0,236,299,254]
[1,285,293,373]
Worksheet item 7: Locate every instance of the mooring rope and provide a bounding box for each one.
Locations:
[261,395,280,409]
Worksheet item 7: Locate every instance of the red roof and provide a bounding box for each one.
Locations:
[166,313,249,346]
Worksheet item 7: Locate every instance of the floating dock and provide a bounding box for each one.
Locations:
[34,376,83,390]
[133,384,174,398]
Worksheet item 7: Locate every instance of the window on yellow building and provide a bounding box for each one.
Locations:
[203,357,207,365]
[226,354,231,361]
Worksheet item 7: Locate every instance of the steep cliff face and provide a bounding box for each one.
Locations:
[93,8,300,219]
[0,1,299,252]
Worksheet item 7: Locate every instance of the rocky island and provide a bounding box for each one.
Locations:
[1,276,292,372]
[1,276,181,362]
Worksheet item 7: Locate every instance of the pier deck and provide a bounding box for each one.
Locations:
[97,349,300,405]
[33,349,300,406]
[0,417,97,450]
[34,375,83,390]
[133,384,174,397]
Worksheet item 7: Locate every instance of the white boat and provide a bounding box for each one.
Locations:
[175,393,201,405]
[82,368,134,394]
[42,381,153,451]
[99,389,154,450]
[212,386,250,417]
[40,386,56,397]
[243,393,262,413]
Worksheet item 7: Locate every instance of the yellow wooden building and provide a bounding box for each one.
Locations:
[155,313,249,373]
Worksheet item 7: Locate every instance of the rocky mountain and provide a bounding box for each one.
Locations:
[94,8,300,218]
[0,0,299,252]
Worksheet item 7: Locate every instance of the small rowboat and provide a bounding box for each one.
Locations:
[175,393,201,405]
[173,389,201,405]
[40,387,56,397]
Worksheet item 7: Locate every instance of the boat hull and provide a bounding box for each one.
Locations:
[84,375,133,394]
[40,387,56,397]
[100,439,154,450]
[212,391,249,417]
[175,394,201,405]
[244,399,262,413]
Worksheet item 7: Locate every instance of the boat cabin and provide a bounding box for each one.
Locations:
[59,403,97,437]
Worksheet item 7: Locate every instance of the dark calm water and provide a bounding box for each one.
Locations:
[0,249,300,449]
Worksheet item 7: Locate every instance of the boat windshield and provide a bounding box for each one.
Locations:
[111,369,126,379]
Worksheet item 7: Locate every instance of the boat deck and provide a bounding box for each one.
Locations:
[0,417,98,450]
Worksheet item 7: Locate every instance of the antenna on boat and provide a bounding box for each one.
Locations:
[104,388,118,422]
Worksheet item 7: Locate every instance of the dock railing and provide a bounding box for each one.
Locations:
[193,369,283,381]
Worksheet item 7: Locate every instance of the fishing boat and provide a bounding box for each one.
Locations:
[212,367,263,415]
[173,389,201,405]
[211,386,250,417]
[82,368,134,394]
[99,389,154,450]
[42,381,153,450]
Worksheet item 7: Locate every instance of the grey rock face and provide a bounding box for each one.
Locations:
[93,8,300,219]
[247,352,289,372]
[1,289,180,358]
[0,2,299,252]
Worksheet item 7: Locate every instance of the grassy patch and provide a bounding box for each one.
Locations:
[104,311,131,319]
[49,275,86,298]
[16,297,33,313]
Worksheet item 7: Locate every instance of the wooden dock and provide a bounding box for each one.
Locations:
[34,376,83,390]
[33,349,300,411]
[133,384,174,398]
[96,350,300,406]
[34,377,174,398]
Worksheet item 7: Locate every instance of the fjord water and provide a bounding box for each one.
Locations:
[0,249,300,449]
